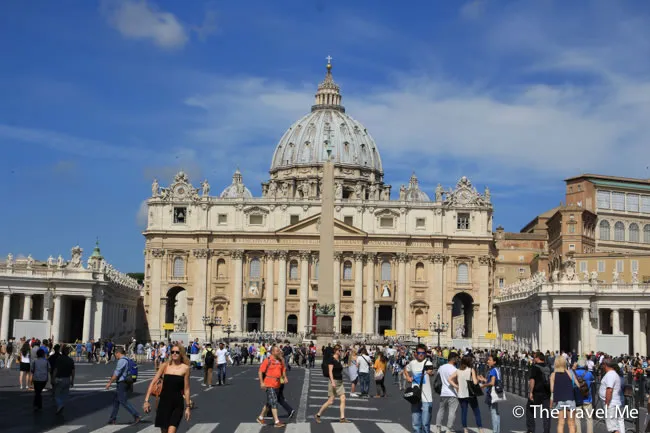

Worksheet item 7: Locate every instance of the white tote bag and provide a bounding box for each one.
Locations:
[490,367,507,404]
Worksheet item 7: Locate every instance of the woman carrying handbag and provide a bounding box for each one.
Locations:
[479,355,503,433]
[373,353,388,398]
[451,356,484,433]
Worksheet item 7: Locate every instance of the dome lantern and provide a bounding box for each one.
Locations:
[311,55,344,113]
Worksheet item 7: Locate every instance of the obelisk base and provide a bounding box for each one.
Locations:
[315,315,334,336]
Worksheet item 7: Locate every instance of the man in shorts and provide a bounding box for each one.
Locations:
[256,346,287,428]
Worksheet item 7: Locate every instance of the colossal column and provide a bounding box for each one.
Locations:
[396,253,408,334]
[192,248,210,339]
[149,248,165,340]
[264,251,276,332]
[276,251,288,332]
[365,253,376,335]
[0,292,10,342]
[82,295,93,342]
[333,253,342,332]
[353,252,365,334]
[430,254,446,322]
[299,251,311,334]
[478,256,492,338]
[232,250,244,330]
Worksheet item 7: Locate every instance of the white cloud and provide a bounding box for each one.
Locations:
[104,0,188,49]
[460,0,487,20]
[135,200,148,228]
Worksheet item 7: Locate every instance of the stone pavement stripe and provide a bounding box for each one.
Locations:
[297,367,310,422]
[232,423,263,433]
[330,422,362,432]
[186,423,219,433]
[308,404,377,411]
[42,426,85,433]
[376,423,410,433]
[310,396,366,402]
[90,425,131,433]
[285,423,310,433]
[134,426,157,433]
[321,416,392,423]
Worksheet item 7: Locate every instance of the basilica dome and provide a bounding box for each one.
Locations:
[269,62,383,177]
[220,169,253,199]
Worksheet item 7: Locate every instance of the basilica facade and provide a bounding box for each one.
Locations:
[142,62,495,343]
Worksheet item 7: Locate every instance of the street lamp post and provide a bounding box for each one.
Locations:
[222,319,236,345]
[202,313,221,345]
[430,314,449,348]
[411,329,421,345]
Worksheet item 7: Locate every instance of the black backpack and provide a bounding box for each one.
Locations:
[322,359,330,378]
[433,371,443,395]
[204,350,215,366]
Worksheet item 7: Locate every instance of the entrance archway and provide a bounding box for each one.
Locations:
[246,303,261,332]
[287,314,298,333]
[341,316,352,335]
[451,292,474,339]
[378,306,393,335]
[165,286,186,325]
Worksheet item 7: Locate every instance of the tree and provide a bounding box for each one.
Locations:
[127,272,145,284]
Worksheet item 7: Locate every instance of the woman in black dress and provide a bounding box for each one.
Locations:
[143,345,191,433]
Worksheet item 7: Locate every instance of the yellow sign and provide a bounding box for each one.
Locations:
[484,333,497,340]
[163,323,175,330]
[384,329,397,337]
[416,330,430,337]
[502,333,515,341]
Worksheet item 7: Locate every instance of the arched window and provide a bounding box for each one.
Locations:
[216,258,226,279]
[614,222,625,241]
[249,258,261,279]
[343,261,353,280]
[645,225,650,244]
[173,257,185,278]
[289,260,298,280]
[415,262,425,281]
[457,263,469,283]
[314,261,319,280]
[629,223,640,243]
[599,220,610,240]
[381,260,391,281]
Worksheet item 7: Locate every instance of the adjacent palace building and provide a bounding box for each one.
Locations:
[142,61,495,342]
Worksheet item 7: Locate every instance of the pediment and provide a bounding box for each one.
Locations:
[276,213,367,236]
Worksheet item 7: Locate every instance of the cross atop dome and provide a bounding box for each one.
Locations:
[312,56,344,113]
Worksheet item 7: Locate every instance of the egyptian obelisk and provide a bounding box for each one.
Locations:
[316,57,336,338]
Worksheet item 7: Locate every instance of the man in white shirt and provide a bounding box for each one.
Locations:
[435,352,459,433]
[215,342,231,386]
[357,348,373,398]
[404,344,434,433]
[599,358,624,433]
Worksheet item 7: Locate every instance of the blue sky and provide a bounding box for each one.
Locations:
[2,0,650,272]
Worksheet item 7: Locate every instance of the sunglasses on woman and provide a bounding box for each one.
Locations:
[171,350,181,355]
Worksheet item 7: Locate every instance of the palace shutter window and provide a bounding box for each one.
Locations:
[599,220,610,240]
[612,192,625,211]
[644,225,650,243]
[381,261,391,280]
[457,263,469,283]
[629,224,640,243]
[249,258,261,279]
[642,196,650,213]
[616,260,624,273]
[614,222,625,241]
[580,261,588,273]
[598,261,605,273]
[627,194,639,212]
[632,260,639,273]
[173,257,185,278]
[597,190,610,209]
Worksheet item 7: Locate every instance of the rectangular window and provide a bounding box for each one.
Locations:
[342,290,352,297]
[498,255,504,261]
[597,190,610,209]
[579,261,588,273]
[569,244,576,251]
[568,224,575,233]
[498,278,504,288]
[616,260,624,273]
[344,216,354,226]
[173,207,187,224]
[518,256,524,262]
[612,192,625,211]
[380,217,394,228]
[289,288,298,296]
[518,267,525,274]
[290,214,300,225]
[627,194,639,212]
[416,218,425,228]
[598,260,605,273]
[218,214,227,225]
[632,260,639,273]
[457,213,470,230]
[642,196,650,213]
[249,214,264,225]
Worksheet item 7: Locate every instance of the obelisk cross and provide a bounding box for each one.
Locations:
[326,55,332,65]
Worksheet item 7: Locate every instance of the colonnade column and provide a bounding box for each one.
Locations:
[582,308,591,353]
[52,295,62,343]
[353,252,365,334]
[149,248,165,340]
[94,290,104,340]
[82,295,93,342]
[264,251,275,332]
[374,305,380,335]
[396,253,408,335]
[276,251,288,332]
[552,307,560,352]
[298,251,310,334]
[365,253,376,335]
[641,312,647,356]
[478,256,492,338]
[333,253,342,333]
[243,301,248,332]
[633,308,641,355]
[232,250,244,331]
[0,292,10,342]
[23,295,32,320]
[611,309,620,335]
